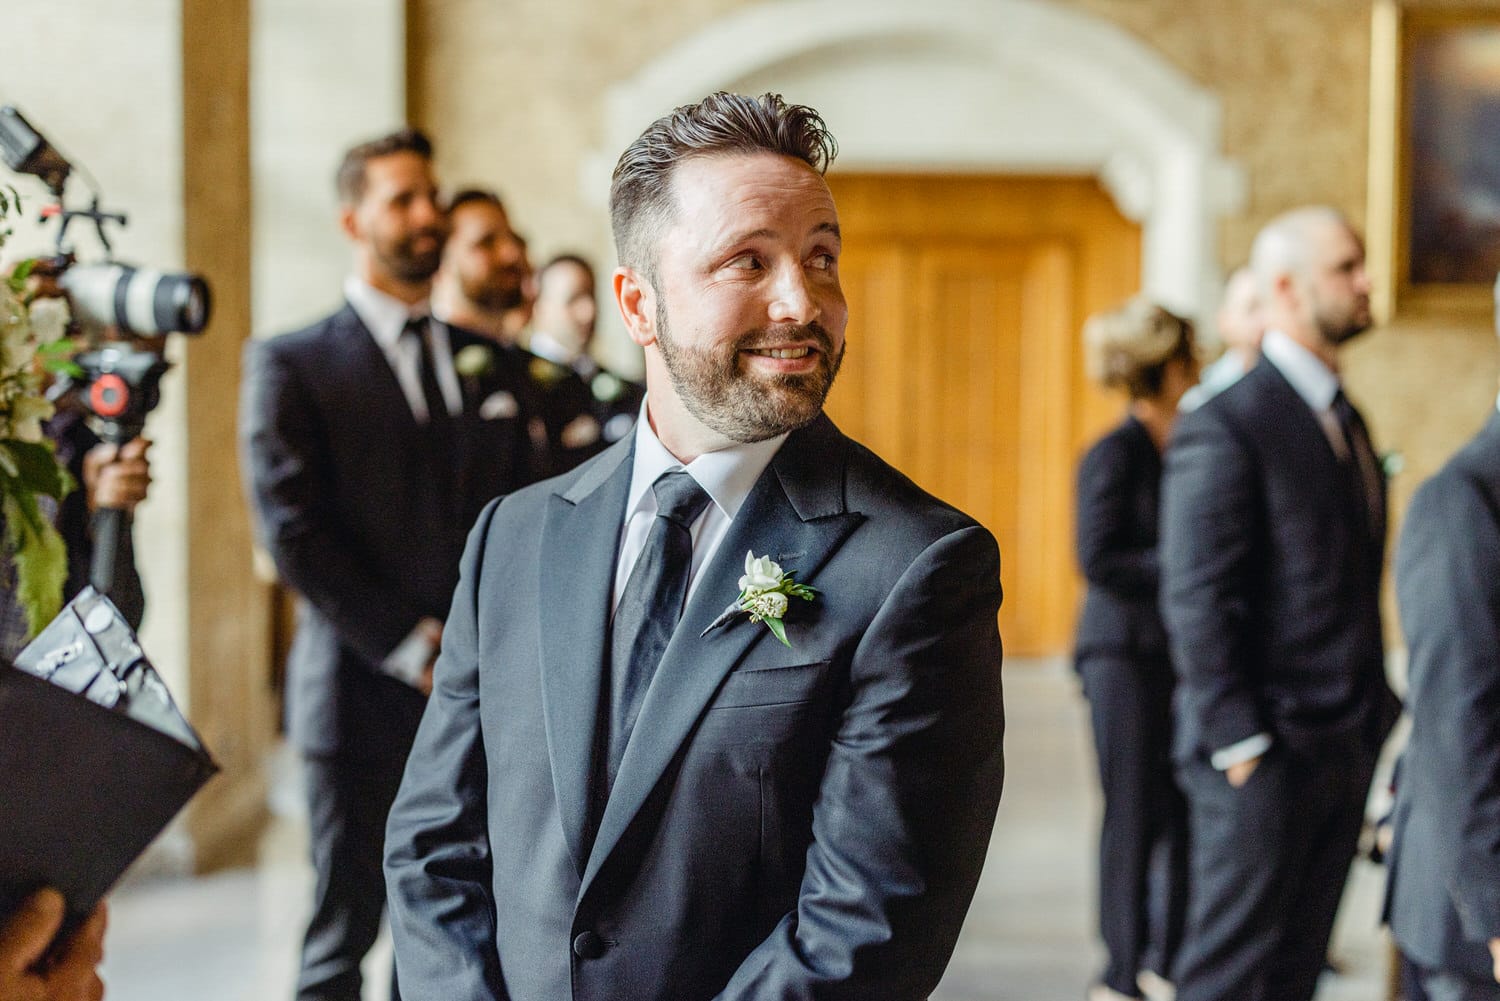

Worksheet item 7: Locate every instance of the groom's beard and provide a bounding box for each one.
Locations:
[655,305,844,444]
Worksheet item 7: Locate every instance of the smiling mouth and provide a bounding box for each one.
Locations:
[745,347,812,359]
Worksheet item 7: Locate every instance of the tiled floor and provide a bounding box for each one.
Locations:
[97,658,1392,1001]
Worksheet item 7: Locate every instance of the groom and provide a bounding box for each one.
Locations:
[384,92,1006,1000]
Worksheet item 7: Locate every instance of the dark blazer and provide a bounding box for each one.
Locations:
[1074,415,1168,664]
[1160,360,1395,761]
[1387,412,1500,981]
[238,304,538,760]
[384,414,1006,1001]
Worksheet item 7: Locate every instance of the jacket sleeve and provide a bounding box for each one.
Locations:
[715,524,1005,1000]
[1159,406,1265,754]
[238,337,422,665]
[1397,473,1500,944]
[1076,432,1158,593]
[384,498,507,999]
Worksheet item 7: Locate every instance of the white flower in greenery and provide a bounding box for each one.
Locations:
[10,393,51,443]
[747,591,788,622]
[733,549,817,647]
[739,551,784,593]
[27,297,70,345]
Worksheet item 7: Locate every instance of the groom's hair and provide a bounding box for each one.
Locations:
[609,92,838,277]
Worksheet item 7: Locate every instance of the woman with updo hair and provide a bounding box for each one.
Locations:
[1075,297,1199,1001]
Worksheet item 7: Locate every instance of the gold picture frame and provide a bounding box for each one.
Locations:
[1368,1,1500,322]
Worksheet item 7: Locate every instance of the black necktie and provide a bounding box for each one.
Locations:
[605,471,713,788]
[1332,389,1383,539]
[403,317,457,520]
[403,317,452,432]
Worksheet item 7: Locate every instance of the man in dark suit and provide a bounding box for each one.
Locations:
[239,128,538,1001]
[527,253,645,471]
[1160,205,1397,1001]
[384,91,1006,1001]
[1386,365,1500,999]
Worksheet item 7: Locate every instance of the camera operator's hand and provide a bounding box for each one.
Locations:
[0,888,106,1001]
[83,439,151,515]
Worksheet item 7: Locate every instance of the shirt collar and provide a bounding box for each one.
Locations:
[344,276,429,350]
[623,399,788,523]
[1261,328,1340,412]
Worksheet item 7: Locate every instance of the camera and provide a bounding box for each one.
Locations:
[0,104,211,339]
[1,103,214,597]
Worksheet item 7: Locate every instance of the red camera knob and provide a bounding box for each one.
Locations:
[89,373,130,418]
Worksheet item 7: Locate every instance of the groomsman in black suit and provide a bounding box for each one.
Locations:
[1161,205,1397,1001]
[1386,326,1500,1000]
[239,129,538,1001]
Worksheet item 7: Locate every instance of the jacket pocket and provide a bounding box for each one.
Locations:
[709,660,833,710]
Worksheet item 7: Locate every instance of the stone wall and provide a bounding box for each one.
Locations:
[413,0,1500,518]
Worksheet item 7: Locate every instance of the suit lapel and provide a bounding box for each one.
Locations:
[538,437,634,875]
[580,416,865,897]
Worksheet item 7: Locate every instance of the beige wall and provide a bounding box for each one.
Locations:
[413,0,1500,522]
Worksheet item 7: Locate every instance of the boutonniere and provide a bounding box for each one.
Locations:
[733,550,817,647]
[454,343,495,380]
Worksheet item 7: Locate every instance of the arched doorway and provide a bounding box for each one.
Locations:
[591,0,1242,653]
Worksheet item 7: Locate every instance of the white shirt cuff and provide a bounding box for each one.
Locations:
[381,618,440,687]
[1210,732,1273,771]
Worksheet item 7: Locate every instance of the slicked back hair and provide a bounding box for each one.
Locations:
[336,127,434,207]
[608,92,838,277]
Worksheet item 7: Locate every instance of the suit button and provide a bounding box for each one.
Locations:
[572,930,605,959]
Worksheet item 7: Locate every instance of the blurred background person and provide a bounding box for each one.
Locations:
[1384,290,1500,1001]
[1161,206,1395,1001]
[1075,297,1198,1001]
[1180,265,1263,412]
[240,128,542,1001]
[430,189,532,345]
[525,253,643,471]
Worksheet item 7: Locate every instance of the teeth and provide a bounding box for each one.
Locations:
[748,347,810,359]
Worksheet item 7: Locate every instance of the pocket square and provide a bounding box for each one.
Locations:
[479,390,518,420]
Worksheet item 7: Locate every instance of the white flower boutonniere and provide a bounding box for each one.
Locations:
[736,550,817,647]
[454,343,495,379]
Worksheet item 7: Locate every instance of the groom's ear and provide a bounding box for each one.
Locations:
[614,266,658,349]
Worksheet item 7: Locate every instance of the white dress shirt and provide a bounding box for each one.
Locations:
[344,276,462,421]
[1208,328,1346,772]
[612,403,787,617]
[1260,328,1347,459]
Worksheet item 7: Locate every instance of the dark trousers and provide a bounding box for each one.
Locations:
[1172,740,1376,1001]
[298,754,406,1001]
[1081,656,1188,996]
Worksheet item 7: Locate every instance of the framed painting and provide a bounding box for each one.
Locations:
[1368,2,1500,320]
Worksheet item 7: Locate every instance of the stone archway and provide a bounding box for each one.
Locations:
[584,0,1243,319]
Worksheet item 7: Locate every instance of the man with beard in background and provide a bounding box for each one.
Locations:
[240,129,540,1001]
[431,188,533,345]
[1161,206,1397,1001]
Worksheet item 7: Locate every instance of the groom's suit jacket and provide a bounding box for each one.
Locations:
[239,303,539,761]
[384,414,1006,1000]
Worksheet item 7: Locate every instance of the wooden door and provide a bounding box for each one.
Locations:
[824,175,1140,656]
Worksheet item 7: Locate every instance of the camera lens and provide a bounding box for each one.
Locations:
[62,264,213,336]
